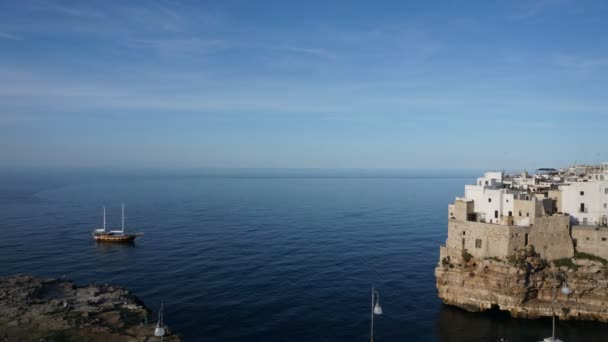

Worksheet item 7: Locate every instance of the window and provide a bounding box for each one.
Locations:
[519,211,522,217]
[485,181,489,186]
[605,188,608,195]
[603,237,607,242]
[475,239,482,248]
[488,198,492,203]
[580,203,586,213]
[494,210,499,219]
[526,212,530,217]
[525,233,529,246]
[462,231,466,236]
[580,191,585,196]
[508,211,512,216]
[604,203,607,209]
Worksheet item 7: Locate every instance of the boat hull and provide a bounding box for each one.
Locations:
[92,233,139,243]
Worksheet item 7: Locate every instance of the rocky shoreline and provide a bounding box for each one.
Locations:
[435,247,608,322]
[0,274,180,341]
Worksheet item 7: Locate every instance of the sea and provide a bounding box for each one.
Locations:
[1,169,607,341]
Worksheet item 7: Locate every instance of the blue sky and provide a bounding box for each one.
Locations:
[1,0,607,170]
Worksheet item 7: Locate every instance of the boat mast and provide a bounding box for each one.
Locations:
[103,206,106,232]
[121,203,125,233]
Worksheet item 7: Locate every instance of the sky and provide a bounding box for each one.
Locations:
[0,0,607,170]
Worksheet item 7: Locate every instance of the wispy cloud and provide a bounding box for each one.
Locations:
[510,0,569,20]
[125,38,228,57]
[52,5,105,18]
[271,46,337,60]
[329,25,442,62]
[0,31,20,40]
[118,2,222,33]
[2,65,606,122]
[30,1,105,19]
[554,54,608,71]
[0,68,350,114]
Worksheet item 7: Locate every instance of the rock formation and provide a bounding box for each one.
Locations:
[435,247,608,322]
[0,274,180,341]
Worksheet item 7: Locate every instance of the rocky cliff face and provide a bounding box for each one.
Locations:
[435,247,608,322]
[0,275,180,341]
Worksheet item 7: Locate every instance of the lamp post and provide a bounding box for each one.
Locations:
[544,273,570,342]
[154,302,165,341]
[370,287,383,342]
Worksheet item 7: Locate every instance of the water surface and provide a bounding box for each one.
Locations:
[1,169,606,341]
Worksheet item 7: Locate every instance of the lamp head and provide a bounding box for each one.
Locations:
[373,302,383,315]
[154,326,165,337]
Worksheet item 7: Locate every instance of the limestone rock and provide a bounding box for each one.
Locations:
[436,250,608,322]
[0,274,181,341]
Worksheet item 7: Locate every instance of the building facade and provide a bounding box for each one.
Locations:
[441,163,608,263]
[560,180,608,226]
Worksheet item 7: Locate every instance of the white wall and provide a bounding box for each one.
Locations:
[464,187,507,224]
[502,193,514,217]
[485,171,504,183]
[560,180,608,226]
[464,172,509,224]
[474,172,504,188]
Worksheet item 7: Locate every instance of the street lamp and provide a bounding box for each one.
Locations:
[154,302,165,341]
[543,273,570,342]
[370,287,383,342]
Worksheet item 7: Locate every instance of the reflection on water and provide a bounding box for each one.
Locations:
[93,241,136,254]
[437,305,608,342]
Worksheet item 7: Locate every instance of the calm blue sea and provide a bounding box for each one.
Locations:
[1,169,607,341]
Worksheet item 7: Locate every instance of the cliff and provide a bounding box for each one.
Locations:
[435,247,608,322]
[0,274,180,341]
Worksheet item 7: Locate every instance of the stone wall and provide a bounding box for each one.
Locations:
[449,199,474,222]
[445,216,573,261]
[548,190,562,213]
[446,220,522,259]
[507,225,528,254]
[528,215,574,260]
[573,226,608,260]
[513,199,540,224]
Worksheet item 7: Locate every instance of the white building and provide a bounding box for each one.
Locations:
[457,164,608,228]
[560,180,608,226]
[504,171,536,190]
[463,172,513,224]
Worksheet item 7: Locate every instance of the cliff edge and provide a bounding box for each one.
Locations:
[435,247,608,322]
[0,274,180,341]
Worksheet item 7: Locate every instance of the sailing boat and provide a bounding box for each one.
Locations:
[92,204,142,242]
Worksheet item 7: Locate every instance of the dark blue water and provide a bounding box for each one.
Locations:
[1,169,607,341]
